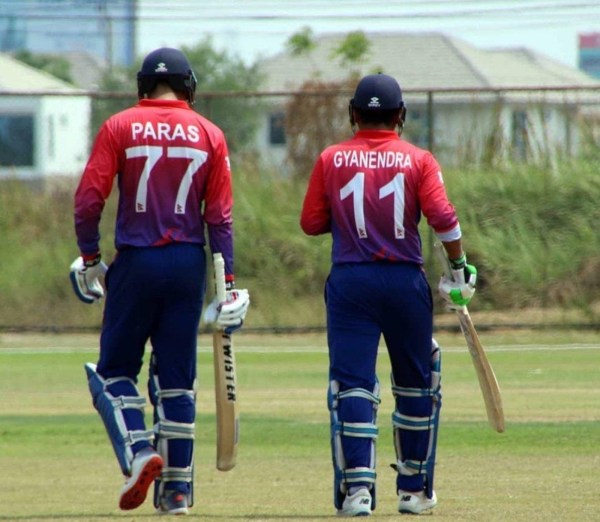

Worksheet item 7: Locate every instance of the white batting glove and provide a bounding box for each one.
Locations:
[70,255,108,304]
[439,255,477,309]
[203,289,250,334]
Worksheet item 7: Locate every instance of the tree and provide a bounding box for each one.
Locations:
[14,50,73,84]
[91,38,264,153]
[91,67,136,135]
[331,31,372,70]
[181,38,265,153]
[286,27,317,57]
[285,78,355,179]
[284,31,373,178]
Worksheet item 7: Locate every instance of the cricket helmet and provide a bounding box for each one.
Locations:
[350,73,404,111]
[137,47,197,105]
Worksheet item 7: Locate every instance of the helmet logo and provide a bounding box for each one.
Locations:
[367,97,381,108]
[155,62,168,73]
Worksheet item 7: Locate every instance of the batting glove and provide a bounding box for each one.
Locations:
[70,255,108,304]
[439,254,477,308]
[203,288,250,334]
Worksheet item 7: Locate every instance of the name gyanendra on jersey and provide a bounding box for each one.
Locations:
[333,150,413,169]
[131,122,200,142]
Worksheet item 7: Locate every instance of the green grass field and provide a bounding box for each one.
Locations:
[1,330,599,521]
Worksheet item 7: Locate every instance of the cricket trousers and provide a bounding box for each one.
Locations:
[326,262,434,494]
[96,242,206,494]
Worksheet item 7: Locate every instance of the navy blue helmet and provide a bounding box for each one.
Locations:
[350,73,404,111]
[137,47,197,105]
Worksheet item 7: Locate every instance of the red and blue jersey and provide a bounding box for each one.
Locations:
[75,98,235,274]
[300,129,461,265]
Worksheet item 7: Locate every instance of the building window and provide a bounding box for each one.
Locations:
[269,111,286,145]
[0,114,34,167]
[406,108,429,148]
[512,110,528,160]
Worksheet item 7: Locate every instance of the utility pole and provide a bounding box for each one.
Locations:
[98,0,113,71]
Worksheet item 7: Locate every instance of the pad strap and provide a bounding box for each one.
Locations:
[391,411,437,431]
[160,466,194,483]
[341,467,377,486]
[157,420,195,440]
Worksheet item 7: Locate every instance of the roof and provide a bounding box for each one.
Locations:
[0,52,85,93]
[62,51,107,90]
[258,32,600,92]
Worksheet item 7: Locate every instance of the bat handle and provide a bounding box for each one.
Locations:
[433,241,454,280]
[213,253,226,303]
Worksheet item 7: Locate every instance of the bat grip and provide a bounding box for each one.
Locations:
[213,253,227,302]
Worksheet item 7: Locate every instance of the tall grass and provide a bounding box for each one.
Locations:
[444,159,600,309]
[0,158,598,329]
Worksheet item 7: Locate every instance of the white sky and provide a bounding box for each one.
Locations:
[137,0,600,69]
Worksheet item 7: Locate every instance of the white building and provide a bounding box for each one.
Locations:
[256,32,600,168]
[0,53,91,181]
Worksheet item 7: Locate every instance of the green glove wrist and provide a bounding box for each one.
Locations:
[449,253,466,270]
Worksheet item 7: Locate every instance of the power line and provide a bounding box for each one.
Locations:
[2,1,599,19]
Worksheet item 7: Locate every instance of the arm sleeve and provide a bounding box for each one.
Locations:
[74,122,119,256]
[418,153,461,242]
[204,136,235,276]
[300,156,331,235]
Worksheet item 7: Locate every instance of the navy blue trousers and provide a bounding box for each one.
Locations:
[326,262,434,492]
[97,242,205,492]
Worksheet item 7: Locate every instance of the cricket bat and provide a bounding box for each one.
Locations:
[434,242,505,433]
[212,253,239,471]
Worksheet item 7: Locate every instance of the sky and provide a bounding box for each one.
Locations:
[137,0,600,69]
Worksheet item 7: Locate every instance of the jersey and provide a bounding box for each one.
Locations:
[74,98,234,273]
[300,129,461,265]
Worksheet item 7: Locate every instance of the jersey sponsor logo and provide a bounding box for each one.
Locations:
[131,122,200,142]
[332,150,412,170]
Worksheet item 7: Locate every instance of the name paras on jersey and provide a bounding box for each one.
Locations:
[131,122,200,143]
[332,150,412,169]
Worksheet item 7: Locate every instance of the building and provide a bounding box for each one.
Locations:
[0,53,91,181]
[0,0,136,68]
[256,32,600,169]
[579,32,600,79]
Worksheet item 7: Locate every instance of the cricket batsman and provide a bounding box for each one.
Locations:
[300,73,477,516]
[70,47,249,515]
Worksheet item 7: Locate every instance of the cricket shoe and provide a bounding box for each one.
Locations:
[119,447,163,511]
[336,487,372,517]
[157,490,189,516]
[398,489,437,514]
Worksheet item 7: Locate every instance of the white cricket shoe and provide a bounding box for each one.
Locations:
[336,487,372,517]
[119,447,163,511]
[398,489,437,514]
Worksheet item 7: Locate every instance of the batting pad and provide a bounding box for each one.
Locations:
[149,363,196,507]
[328,380,380,510]
[391,340,442,498]
[85,363,154,476]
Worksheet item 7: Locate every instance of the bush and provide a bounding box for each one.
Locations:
[0,158,598,330]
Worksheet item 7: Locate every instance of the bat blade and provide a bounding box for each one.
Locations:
[455,307,505,432]
[213,329,239,470]
[433,242,505,433]
[212,253,239,471]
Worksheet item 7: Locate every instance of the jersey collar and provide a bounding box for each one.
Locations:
[354,129,400,140]
[137,99,190,110]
